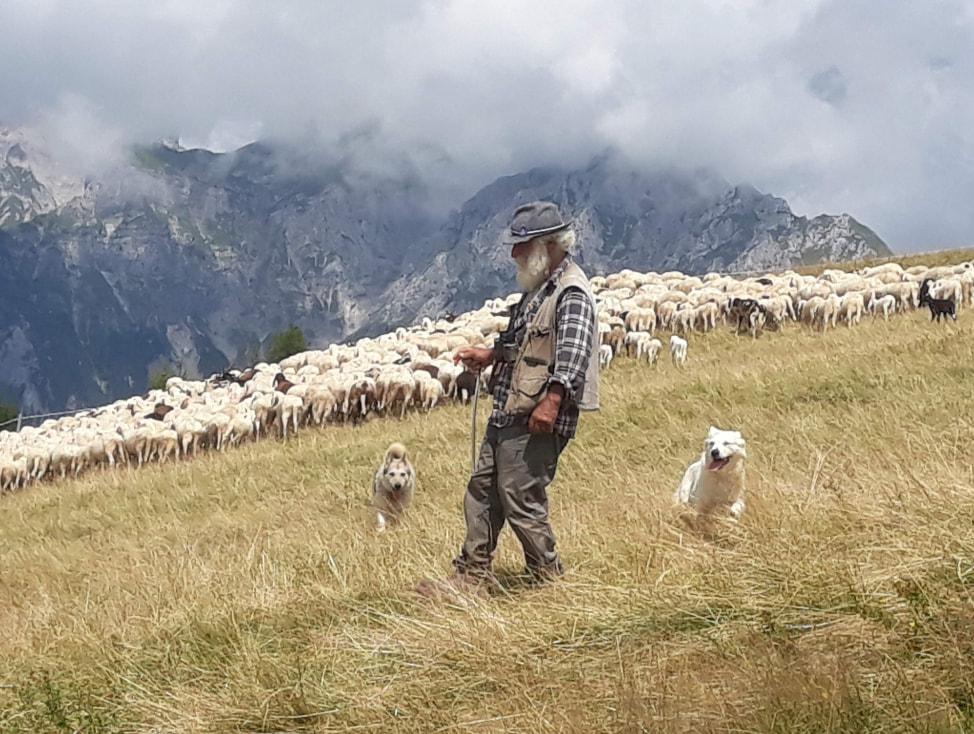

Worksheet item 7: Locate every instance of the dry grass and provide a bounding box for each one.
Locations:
[3,269,974,732]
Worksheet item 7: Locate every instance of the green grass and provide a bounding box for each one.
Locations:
[3,257,974,732]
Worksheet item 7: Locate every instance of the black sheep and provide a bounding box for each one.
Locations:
[273,372,295,394]
[144,402,174,421]
[926,298,957,322]
[454,370,480,404]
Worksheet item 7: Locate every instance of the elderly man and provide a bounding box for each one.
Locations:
[417,201,600,598]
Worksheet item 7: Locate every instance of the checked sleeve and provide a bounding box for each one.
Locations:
[549,288,596,402]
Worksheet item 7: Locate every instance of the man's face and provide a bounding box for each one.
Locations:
[510,241,532,260]
[513,238,551,292]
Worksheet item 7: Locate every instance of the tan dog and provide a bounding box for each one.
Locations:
[372,442,415,532]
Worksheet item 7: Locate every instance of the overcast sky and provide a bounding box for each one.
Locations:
[2,0,973,251]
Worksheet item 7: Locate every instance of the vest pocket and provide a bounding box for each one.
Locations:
[503,302,555,415]
[504,362,550,415]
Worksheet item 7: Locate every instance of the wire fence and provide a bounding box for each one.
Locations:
[0,406,102,432]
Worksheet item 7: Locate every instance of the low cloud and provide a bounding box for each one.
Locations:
[2,0,973,250]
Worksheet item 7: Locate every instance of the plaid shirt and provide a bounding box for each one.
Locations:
[488,257,597,439]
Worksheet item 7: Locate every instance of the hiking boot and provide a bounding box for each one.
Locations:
[415,571,497,600]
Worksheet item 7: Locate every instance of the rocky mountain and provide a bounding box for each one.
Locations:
[0,129,890,414]
[362,153,889,335]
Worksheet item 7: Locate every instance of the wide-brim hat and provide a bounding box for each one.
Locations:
[504,201,573,245]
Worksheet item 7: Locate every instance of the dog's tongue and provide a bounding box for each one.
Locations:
[709,457,729,472]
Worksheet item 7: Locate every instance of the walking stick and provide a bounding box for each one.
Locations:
[470,371,482,473]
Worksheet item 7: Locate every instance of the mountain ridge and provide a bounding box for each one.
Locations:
[0,130,890,412]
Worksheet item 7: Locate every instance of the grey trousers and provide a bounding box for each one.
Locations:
[452,423,570,576]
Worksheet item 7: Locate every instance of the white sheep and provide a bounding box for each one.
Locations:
[669,335,688,367]
[838,292,865,326]
[867,292,897,321]
[306,384,338,425]
[278,394,304,440]
[16,252,974,492]
[640,337,663,366]
[418,377,445,412]
[0,454,28,492]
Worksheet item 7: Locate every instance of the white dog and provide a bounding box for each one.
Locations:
[372,442,416,532]
[673,426,747,518]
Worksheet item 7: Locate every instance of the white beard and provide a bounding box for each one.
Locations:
[515,242,551,292]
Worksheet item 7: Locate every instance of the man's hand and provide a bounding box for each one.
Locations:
[528,383,564,434]
[454,346,494,373]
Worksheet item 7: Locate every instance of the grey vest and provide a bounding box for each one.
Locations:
[503,261,600,415]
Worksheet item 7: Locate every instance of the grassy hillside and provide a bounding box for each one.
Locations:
[2,281,974,732]
[794,245,974,276]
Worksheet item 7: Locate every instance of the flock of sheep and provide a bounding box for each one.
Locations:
[0,256,969,494]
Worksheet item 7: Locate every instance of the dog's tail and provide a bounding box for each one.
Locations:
[385,441,407,462]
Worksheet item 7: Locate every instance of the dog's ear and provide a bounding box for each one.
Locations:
[734,433,747,457]
[707,425,720,438]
